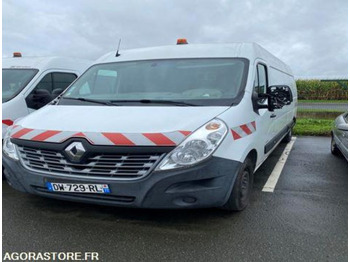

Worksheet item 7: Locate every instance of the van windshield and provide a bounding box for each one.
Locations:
[62,58,249,106]
[2,69,38,103]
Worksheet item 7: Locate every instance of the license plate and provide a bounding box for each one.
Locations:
[46,182,110,194]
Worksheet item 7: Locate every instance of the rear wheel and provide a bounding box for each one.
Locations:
[221,157,254,211]
[331,133,341,156]
[282,129,292,143]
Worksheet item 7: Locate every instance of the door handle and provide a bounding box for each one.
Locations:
[270,114,277,118]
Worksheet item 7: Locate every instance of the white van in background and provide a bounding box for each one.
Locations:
[2,53,91,136]
[3,41,297,211]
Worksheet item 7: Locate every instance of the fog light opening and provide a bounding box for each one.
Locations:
[182,197,197,204]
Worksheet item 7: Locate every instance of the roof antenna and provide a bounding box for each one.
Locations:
[115,39,122,57]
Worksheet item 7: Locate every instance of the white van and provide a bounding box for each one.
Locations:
[3,41,297,211]
[2,54,91,136]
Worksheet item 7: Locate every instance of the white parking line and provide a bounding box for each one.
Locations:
[262,137,297,193]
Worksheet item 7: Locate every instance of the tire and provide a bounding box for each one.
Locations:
[331,133,341,156]
[2,166,6,180]
[221,157,254,211]
[282,129,292,143]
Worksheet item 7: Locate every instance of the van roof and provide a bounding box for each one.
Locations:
[2,56,91,72]
[96,42,293,75]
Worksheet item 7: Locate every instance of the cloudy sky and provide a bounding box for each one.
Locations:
[3,0,348,77]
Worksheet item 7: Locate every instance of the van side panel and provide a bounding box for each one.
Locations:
[213,95,263,164]
[214,64,296,169]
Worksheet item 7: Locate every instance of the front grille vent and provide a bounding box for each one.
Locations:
[17,146,163,180]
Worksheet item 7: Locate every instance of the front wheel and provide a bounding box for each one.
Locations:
[331,133,341,156]
[221,157,254,211]
[282,129,292,143]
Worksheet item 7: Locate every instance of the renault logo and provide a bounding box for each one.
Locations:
[65,142,86,162]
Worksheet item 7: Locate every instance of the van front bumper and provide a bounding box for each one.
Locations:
[3,155,242,209]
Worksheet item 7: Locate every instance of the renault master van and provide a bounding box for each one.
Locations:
[2,54,91,136]
[3,42,297,211]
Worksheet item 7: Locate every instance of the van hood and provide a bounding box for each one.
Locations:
[12,105,230,146]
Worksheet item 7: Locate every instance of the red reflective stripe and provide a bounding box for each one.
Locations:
[2,119,14,126]
[70,132,94,144]
[31,130,61,141]
[179,130,191,136]
[231,130,241,140]
[143,133,176,146]
[240,124,252,135]
[11,128,33,138]
[102,133,135,145]
[72,132,86,138]
[251,121,256,130]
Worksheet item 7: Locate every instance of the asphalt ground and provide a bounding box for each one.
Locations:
[2,137,348,262]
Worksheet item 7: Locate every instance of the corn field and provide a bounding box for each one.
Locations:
[296,80,348,100]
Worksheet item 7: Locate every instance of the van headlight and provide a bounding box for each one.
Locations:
[156,119,228,170]
[3,128,19,160]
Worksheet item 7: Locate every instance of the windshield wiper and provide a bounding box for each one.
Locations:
[109,99,199,106]
[61,97,118,106]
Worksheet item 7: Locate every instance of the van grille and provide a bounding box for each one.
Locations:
[17,146,164,180]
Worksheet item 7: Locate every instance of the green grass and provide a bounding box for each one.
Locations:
[299,100,348,103]
[294,97,346,136]
[293,118,333,136]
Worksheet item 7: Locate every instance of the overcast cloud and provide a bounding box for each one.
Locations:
[2,0,348,77]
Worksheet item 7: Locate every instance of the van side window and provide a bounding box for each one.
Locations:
[52,73,77,91]
[26,72,77,110]
[253,70,259,92]
[255,64,268,94]
[35,73,53,93]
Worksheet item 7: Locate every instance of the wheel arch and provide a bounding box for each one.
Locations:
[246,149,258,171]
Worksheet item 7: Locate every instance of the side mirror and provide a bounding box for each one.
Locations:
[33,89,51,100]
[257,85,293,112]
[26,89,52,110]
[338,123,348,131]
